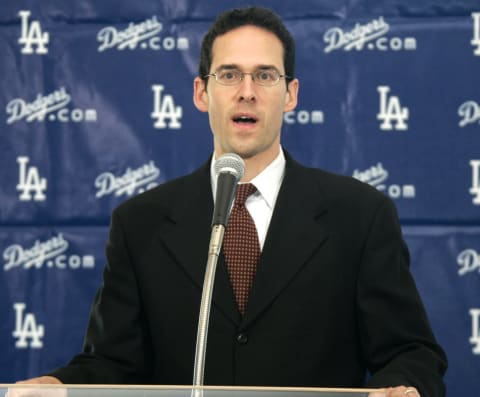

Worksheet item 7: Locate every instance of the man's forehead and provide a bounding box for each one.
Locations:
[210,26,285,71]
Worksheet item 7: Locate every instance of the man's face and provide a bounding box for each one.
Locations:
[194,25,298,162]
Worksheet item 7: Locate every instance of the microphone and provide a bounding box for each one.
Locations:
[211,153,246,226]
[192,153,245,390]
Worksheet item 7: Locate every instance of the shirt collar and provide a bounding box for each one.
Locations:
[210,148,286,209]
[249,149,285,209]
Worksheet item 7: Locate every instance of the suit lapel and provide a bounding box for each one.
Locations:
[159,161,240,325]
[242,155,329,328]
[158,154,330,328]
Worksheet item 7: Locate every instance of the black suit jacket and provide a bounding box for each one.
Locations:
[50,153,447,396]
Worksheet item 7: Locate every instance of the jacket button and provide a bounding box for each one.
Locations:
[236,333,248,345]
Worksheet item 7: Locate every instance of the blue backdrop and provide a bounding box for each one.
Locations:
[1,1,479,396]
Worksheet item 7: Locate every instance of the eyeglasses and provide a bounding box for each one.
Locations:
[204,68,291,87]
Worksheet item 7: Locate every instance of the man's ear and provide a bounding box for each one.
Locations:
[283,78,299,112]
[193,77,209,112]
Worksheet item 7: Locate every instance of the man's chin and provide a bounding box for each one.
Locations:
[217,146,258,160]
[236,150,258,160]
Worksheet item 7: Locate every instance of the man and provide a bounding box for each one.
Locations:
[18,7,447,397]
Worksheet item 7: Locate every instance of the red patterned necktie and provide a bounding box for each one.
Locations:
[223,183,261,315]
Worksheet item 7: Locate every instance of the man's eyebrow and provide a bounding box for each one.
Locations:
[215,64,279,71]
[216,64,239,70]
[257,65,278,70]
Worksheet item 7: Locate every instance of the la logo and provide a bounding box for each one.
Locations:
[470,160,480,205]
[151,85,183,129]
[18,10,49,55]
[377,86,409,131]
[472,13,480,56]
[470,308,480,354]
[17,156,47,201]
[12,303,44,348]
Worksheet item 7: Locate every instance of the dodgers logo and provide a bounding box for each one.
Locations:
[17,156,47,202]
[323,16,416,53]
[18,10,49,54]
[457,249,480,276]
[4,233,68,271]
[97,15,189,52]
[151,85,182,129]
[353,163,415,199]
[12,303,44,348]
[6,87,97,124]
[3,233,95,271]
[7,87,70,123]
[353,162,389,186]
[458,101,480,127]
[95,161,161,198]
[377,86,409,131]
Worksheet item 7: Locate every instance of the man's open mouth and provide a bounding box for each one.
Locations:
[232,114,258,124]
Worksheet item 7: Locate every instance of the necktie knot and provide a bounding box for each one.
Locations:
[235,183,257,207]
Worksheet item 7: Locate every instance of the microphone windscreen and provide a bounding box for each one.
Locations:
[211,153,245,226]
[214,153,245,181]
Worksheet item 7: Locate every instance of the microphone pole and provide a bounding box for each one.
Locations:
[192,153,245,390]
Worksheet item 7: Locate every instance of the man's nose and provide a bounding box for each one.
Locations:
[238,74,256,102]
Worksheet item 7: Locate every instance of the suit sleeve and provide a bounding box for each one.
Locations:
[357,196,447,397]
[47,209,153,383]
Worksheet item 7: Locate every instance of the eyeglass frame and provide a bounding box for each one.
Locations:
[203,67,293,87]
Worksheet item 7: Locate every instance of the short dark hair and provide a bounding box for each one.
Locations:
[198,7,295,86]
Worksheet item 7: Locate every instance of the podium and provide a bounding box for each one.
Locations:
[1,385,386,397]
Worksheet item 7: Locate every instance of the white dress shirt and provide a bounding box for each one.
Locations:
[210,149,286,250]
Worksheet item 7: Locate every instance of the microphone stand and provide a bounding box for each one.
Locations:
[192,224,225,396]
[191,153,244,397]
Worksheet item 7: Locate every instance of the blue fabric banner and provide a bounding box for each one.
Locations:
[1,1,479,395]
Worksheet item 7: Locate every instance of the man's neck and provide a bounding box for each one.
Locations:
[242,156,275,182]
[216,146,281,182]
